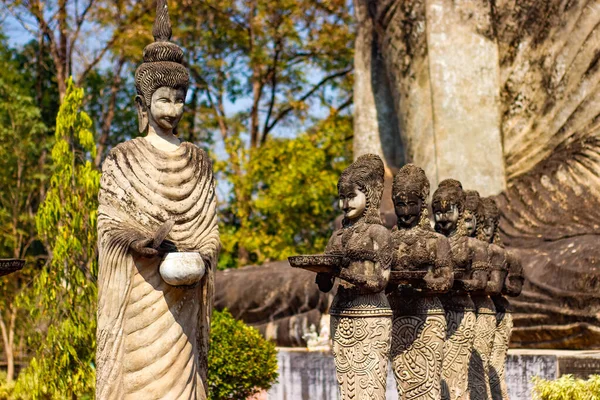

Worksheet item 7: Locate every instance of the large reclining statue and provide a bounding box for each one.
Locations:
[216,0,600,349]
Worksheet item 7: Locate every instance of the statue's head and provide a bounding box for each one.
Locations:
[464,190,483,238]
[392,164,430,229]
[479,197,500,243]
[134,0,190,134]
[432,179,464,236]
[338,154,384,226]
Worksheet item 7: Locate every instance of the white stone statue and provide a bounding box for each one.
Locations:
[95,1,219,399]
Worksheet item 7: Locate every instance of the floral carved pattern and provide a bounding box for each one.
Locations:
[441,295,477,400]
[390,296,446,400]
[331,315,392,400]
[469,296,497,400]
[489,297,513,400]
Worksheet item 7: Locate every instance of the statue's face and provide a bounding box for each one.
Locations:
[464,211,477,237]
[433,202,459,235]
[149,86,186,131]
[394,191,422,228]
[482,218,496,242]
[338,183,367,221]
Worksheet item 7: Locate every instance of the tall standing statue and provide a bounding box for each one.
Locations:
[96,1,220,398]
[290,154,392,400]
[464,191,505,400]
[482,198,523,400]
[432,180,488,400]
[388,164,453,399]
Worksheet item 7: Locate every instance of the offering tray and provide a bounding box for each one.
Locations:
[0,259,25,277]
[288,254,343,273]
[390,270,427,284]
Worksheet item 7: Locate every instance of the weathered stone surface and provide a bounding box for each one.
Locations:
[358,0,600,349]
[425,0,506,194]
[353,0,401,211]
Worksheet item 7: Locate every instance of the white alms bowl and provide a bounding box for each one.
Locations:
[159,252,205,286]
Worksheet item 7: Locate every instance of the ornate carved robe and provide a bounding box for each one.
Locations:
[96,137,219,400]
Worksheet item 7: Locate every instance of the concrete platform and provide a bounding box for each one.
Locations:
[267,348,600,400]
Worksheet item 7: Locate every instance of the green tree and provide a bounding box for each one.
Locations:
[208,310,278,400]
[218,114,352,269]
[115,0,355,265]
[0,34,47,384]
[14,78,99,399]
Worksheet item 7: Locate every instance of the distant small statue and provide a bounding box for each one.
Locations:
[432,180,488,400]
[303,322,330,351]
[289,154,392,400]
[481,197,523,400]
[387,164,453,399]
[96,1,219,399]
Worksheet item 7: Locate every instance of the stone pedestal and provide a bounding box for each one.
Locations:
[268,348,600,400]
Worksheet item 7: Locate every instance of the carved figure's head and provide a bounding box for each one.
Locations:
[338,154,385,226]
[464,190,483,238]
[479,197,501,244]
[432,179,464,236]
[134,0,190,134]
[392,164,430,229]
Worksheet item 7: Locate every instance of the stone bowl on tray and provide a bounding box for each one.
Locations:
[390,270,427,284]
[288,254,343,273]
[0,259,25,277]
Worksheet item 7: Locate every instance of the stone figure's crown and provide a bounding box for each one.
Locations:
[464,189,482,213]
[135,0,190,107]
[481,197,500,223]
[432,179,465,212]
[393,164,429,201]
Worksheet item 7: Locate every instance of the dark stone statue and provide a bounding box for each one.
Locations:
[288,154,393,399]
[387,164,452,399]
[432,180,488,400]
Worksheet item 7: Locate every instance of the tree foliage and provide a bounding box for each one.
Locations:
[533,375,600,400]
[13,78,99,399]
[218,114,352,269]
[0,34,48,384]
[208,309,278,400]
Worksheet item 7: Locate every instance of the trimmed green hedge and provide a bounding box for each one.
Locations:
[208,309,278,399]
[533,375,600,400]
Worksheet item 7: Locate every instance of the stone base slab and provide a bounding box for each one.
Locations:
[267,348,600,400]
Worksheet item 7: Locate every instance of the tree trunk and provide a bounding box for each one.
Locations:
[94,57,125,167]
[0,305,17,382]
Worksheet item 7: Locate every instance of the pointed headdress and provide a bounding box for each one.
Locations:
[432,179,465,213]
[135,0,190,108]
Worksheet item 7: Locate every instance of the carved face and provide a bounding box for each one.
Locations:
[149,86,186,132]
[394,191,422,228]
[464,210,477,237]
[433,202,459,235]
[481,217,497,242]
[338,183,367,221]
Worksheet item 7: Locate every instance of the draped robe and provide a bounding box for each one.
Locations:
[96,137,219,400]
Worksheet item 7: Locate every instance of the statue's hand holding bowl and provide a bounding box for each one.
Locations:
[131,238,161,258]
[159,252,205,286]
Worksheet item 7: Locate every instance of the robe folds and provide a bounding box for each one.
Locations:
[96,137,220,400]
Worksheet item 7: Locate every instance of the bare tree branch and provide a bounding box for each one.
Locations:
[263,67,352,142]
